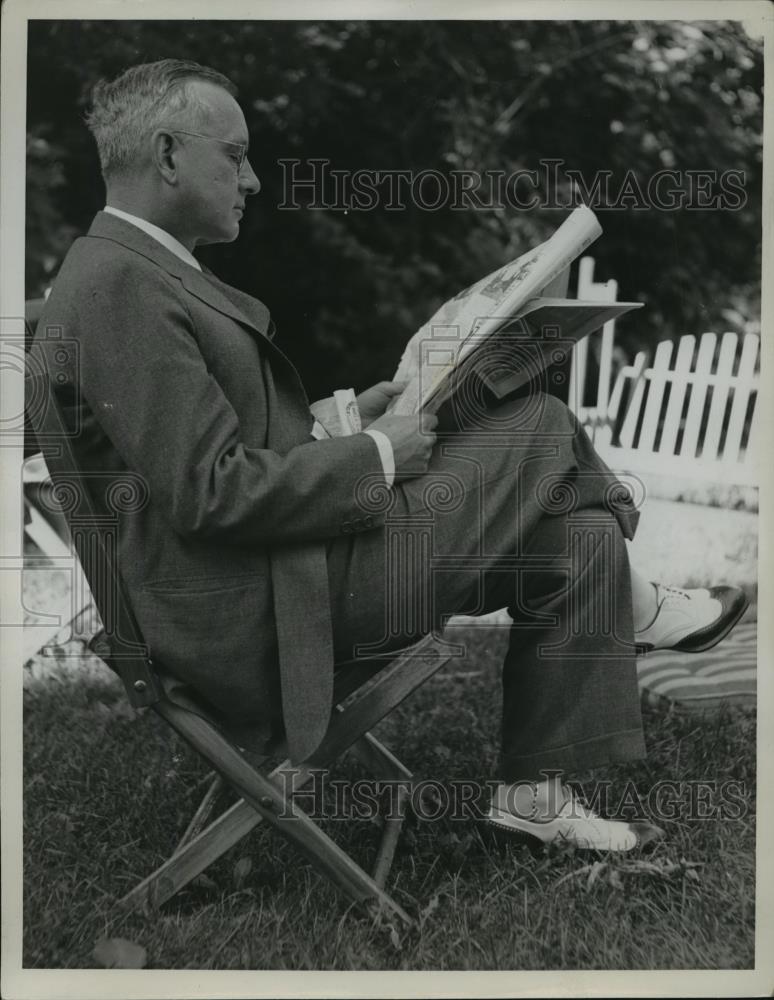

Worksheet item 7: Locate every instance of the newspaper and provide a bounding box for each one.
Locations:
[440,297,642,407]
[388,205,604,415]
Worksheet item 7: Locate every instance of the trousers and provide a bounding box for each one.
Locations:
[326,389,646,781]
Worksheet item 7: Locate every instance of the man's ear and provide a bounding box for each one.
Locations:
[150,130,180,185]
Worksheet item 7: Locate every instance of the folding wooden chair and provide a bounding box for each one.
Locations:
[24,360,459,926]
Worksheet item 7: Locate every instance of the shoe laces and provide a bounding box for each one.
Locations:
[658,583,692,602]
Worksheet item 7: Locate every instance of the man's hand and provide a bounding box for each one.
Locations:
[367,412,438,481]
[356,381,406,427]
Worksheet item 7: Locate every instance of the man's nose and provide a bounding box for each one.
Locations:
[239,158,261,195]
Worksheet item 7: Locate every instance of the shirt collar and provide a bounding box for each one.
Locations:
[103,206,202,272]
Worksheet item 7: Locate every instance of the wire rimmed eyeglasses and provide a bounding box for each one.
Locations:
[168,129,249,171]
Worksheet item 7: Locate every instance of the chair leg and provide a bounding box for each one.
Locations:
[349,733,413,888]
[120,795,264,912]
[350,731,412,782]
[175,773,226,852]
[123,734,417,910]
[120,740,330,913]
[307,637,455,770]
[121,637,454,916]
[373,783,410,889]
[137,700,413,923]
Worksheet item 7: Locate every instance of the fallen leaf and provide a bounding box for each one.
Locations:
[420,894,440,922]
[586,861,607,891]
[93,936,147,969]
[192,874,218,894]
[621,860,668,876]
[554,864,594,888]
[389,925,402,950]
[233,857,252,887]
[608,869,624,890]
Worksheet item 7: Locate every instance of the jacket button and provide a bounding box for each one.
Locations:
[134,679,147,693]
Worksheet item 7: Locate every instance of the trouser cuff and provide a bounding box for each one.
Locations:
[498,726,647,784]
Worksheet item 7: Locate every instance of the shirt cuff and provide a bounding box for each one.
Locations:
[364,428,395,487]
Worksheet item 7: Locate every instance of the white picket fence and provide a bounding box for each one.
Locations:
[568,258,760,488]
[568,256,620,429]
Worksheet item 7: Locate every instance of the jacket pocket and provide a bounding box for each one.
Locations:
[133,577,280,722]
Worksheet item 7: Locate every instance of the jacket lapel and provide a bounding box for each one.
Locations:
[199,266,277,339]
[85,212,281,356]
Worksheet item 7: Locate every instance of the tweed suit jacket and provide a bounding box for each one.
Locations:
[33,211,386,762]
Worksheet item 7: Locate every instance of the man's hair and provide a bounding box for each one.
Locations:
[85,59,238,179]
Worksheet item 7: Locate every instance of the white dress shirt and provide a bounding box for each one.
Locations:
[103,205,395,486]
[104,205,203,270]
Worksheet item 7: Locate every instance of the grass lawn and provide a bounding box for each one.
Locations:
[22,624,756,971]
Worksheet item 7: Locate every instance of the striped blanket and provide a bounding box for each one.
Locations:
[636,621,757,710]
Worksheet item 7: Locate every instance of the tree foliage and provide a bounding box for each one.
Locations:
[26,19,762,397]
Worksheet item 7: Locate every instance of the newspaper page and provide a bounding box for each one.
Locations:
[389,204,603,415]
[445,298,643,406]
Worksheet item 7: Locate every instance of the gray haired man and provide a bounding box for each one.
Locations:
[33,59,747,852]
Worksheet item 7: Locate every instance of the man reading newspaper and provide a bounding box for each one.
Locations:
[33,60,748,852]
